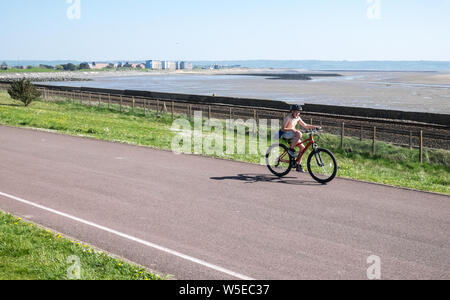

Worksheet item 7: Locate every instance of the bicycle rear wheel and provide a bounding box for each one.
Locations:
[307,148,338,184]
[266,144,293,177]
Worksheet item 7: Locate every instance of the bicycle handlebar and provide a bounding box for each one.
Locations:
[305,128,323,135]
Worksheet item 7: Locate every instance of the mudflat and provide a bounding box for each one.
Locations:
[2,69,450,114]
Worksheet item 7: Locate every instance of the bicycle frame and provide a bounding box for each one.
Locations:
[293,135,316,164]
[277,134,316,165]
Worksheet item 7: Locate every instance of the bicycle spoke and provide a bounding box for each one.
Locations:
[308,149,337,183]
[266,144,292,177]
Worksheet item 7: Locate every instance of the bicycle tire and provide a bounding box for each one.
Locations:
[307,148,338,184]
[266,143,294,178]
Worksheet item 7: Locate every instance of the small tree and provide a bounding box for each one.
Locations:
[63,63,77,71]
[7,79,42,107]
[79,62,91,70]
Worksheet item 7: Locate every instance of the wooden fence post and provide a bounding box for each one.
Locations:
[409,131,413,150]
[108,94,111,109]
[120,95,123,112]
[229,107,233,120]
[132,96,135,113]
[171,101,175,119]
[208,105,212,120]
[420,130,423,163]
[98,94,101,107]
[373,126,377,155]
[340,122,345,149]
[360,124,364,141]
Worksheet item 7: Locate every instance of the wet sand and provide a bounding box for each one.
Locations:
[2,69,449,114]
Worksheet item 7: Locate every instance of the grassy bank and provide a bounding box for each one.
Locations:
[0,91,449,194]
[0,211,160,280]
[0,68,61,74]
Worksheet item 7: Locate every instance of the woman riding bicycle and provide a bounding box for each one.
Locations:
[280,104,320,172]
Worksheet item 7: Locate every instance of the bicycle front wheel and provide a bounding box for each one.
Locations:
[307,148,338,184]
[266,144,293,177]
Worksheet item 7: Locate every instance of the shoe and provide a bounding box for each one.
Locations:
[287,148,296,157]
[296,164,306,173]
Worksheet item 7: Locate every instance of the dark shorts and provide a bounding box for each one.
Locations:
[279,131,295,140]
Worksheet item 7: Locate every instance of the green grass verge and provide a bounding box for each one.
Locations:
[0,211,161,280]
[0,68,61,73]
[0,91,449,194]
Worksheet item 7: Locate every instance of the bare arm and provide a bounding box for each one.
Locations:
[297,118,317,130]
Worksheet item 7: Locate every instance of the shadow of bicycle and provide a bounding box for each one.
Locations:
[210,174,321,186]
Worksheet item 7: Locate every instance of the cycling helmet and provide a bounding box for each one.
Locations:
[290,104,303,112]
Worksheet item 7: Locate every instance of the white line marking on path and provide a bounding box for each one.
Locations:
[0,191,255,280]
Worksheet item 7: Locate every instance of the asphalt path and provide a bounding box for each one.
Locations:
[0,125,449,280]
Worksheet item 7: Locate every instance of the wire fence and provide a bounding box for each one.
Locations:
[1,83,449,162]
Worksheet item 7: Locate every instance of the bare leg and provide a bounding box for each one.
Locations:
[290,131,300,150]
[291,132,305,164]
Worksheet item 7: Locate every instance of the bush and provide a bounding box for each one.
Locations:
[7,79,42,107]
[62,63,77,71]
[79,63,91,70]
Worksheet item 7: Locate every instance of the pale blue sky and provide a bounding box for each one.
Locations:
[1,0,449,61]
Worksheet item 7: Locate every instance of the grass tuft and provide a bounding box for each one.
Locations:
[0,211,161,280]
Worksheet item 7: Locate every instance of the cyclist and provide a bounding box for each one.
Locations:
[280,104,320,172]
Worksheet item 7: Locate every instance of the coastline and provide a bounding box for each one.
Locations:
[2,68,449,84]
[1,69,449,114]
[0,68,324,81]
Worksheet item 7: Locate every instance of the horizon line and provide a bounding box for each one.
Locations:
[3,59,450,63]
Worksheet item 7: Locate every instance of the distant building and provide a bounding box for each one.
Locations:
[162,61,176,71]
[132,63,145,69]
[91,62,109,69]
[180,61,193,70]
[145,60,162,70]
[1,62,8,70]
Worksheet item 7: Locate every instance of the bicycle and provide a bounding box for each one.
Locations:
[265,128,338,184]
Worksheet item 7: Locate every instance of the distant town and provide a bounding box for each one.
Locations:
[1,60,193,71]
[0,60,241,72]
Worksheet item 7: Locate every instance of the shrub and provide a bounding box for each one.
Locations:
[7,79,42,107]
[79,63,91,70]
[62,63,77,71]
